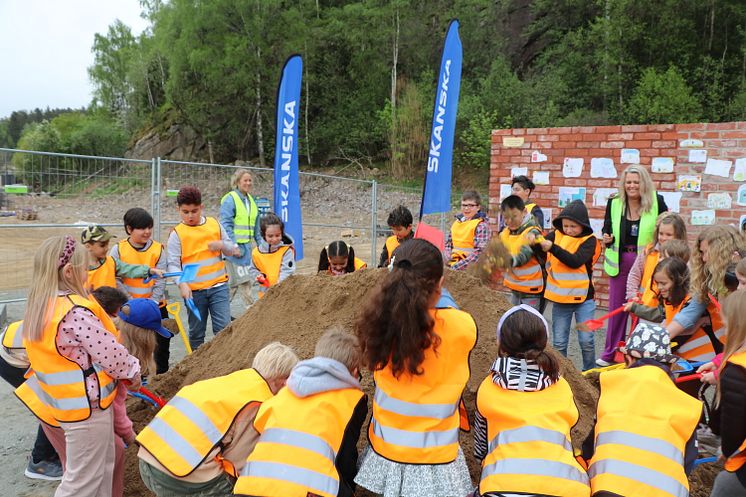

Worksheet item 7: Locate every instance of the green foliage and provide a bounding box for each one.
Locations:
[625,67,702,124]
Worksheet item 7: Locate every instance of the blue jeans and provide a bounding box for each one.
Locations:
[552,299,596,371]
[509,291,544,312]
[186,284,231,350]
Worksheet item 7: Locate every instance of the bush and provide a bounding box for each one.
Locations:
[625,66,702,124]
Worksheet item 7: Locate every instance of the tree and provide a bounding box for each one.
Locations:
[625,66,702,124]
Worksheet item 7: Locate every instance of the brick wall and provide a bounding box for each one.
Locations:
[489,122,746,309]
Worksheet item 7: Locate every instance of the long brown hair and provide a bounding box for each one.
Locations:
[498,310,559,380]
[691,226,746,300]
[114,306,157,376]
[717,290,746,404]
[654,257,689,308]
[355,239,443,378]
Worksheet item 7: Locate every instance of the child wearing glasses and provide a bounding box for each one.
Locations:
[445,191,488,271]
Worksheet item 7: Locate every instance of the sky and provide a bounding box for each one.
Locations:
[0,0,149,119]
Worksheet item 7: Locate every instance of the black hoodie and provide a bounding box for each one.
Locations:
[546,200,599,300]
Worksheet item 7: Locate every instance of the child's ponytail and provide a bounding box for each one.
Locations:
[356,239,444,378]
[497,306,559,381]
[524,348,560,381]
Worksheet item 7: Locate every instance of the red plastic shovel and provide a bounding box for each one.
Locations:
[578,305,626,332]
[675,373,703,384]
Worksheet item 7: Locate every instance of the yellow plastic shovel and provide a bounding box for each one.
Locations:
[166,301,193,355]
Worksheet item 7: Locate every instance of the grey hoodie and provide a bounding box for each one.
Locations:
[287,357,361,398]
[248,233,296,283]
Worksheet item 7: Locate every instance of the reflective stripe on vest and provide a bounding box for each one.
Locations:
[604,196,658,276]
[369,307,477,464]
[449,217,482,264]
[545,232,598,304]
[590,366,701,497]
[670,298,725,362]
[221,191,258,243]
[18,295,119,423]
[234,386,363,497]
[87,256,117,291]
[118,239,163,299]
[477,375,589,497]
[724,351,746,472]
[173,217,228,291]
[499,226,544,294]
[136,369,272,477]
[2,321,24,350]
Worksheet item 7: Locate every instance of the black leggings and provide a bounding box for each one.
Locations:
[0,355,59,463]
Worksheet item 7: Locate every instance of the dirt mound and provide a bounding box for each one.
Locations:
[124,269,598,496]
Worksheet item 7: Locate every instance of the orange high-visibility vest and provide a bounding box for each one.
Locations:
[369,306,477,464]
[589,366,701,497]
[87,256,117,291]
[252,246,293,298]
[639,248,660,307]
[384,236,399,265]
[449,217,482,264]
[353,258,367,271]
[117,239,163,299]
[545,232,600,304]
[234,385,364,497]
[724,350,746,472]
[477,376,589,497]
[173,217,228,291]
[666,296,726,362]
[16,295,119,425]
[137,369,272,477]
[2,320,24,350]
[499,226,544,294]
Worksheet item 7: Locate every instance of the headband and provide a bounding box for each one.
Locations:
[58,235,76,269]
[496,304,549,341]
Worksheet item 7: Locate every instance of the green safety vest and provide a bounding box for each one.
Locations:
[221,190,258,244]
[604,196,658,277]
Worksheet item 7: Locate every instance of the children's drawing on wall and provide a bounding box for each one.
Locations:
[589,219,604,238]
[651,157,674,173]
[500,184,512,201]
[620,148,640,164]
[704,158,733,178]
[531,151,548,163]
[734,158,746,182]
[533,171,550,185]
[511,167,528,178]
[540,208,552,230]
[658,191,682,213]
[590,158,617,178]
[593,188,618,207]
[740,215,746,233]
[707,192,733,210]
[562,158,584,177]
[737,184,746,206]
[691,210,716,226]
[688,149,707,163]
[677,174,702,193]
[680,139,704,148]
[558,187,587,207]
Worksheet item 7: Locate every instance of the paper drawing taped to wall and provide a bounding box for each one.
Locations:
[677,175,702,192]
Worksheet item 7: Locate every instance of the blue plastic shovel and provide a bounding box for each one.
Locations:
[692,456,718,469]
[185,297,202,322]
[143,262,200,284]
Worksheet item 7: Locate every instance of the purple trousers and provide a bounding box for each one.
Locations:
[602,250,638,361]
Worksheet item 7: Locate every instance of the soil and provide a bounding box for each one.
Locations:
[123,269,600,496]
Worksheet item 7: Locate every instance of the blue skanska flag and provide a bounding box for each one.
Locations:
[420,19,462,217]
[273,54,304,260]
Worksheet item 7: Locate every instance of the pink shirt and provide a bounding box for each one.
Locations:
[56,306,140,405]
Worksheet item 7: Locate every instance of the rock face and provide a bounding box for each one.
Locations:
[125,123,208,161]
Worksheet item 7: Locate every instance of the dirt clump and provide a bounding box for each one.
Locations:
[125,269,598,496]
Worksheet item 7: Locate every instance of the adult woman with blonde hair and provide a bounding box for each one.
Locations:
[599,165,667,366]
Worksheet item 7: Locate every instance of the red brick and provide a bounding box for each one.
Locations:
[595,125,623,133]
[634,132,662,140]
[640,149,662,157]
[576,141,598,148]
[527,128,549,135]
[661,132,680,140]
[647,124,676,132]
[572,126,597,134]
[688,131,722,139]
[555,141,577,148]
[737,122,746,129]
[588,179,613,188]
[709,139,738,148]
[720,131,746,139]
[581,133,608,141]
[620,125,649,132]
[600,141,625,149]
[660,182,676,190]
[706,122,736,130]
[553,127,574,134]
[626,140,652,148]
[492,129,512,136]
[608,133,634,141]
[676,123,702,131]
[652,140,677,148]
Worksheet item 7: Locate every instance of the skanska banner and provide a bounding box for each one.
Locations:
[421,19,462,217]
[273,54,304,259]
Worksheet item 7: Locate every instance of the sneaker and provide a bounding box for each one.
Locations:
[595,358,614,367]
[25,458,63,481]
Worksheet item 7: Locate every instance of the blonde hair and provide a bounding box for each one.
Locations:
[252,342,299,381]
[736,258,746,278]
[231,168,252,189]
[691,226,746,300]
[114,314,157,376]
[660,239,691,262]
[24,236,89,342]
[717,290,746,403]
[617,165,656,213]
[316,326,361,373]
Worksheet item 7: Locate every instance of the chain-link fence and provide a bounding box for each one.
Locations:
[0,148,464,304]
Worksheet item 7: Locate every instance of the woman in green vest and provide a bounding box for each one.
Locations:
[598,164,667,366]
[220,168,261,301]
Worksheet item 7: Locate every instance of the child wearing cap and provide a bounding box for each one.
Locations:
[584,323,702,497]
[473,305,590,497]
[81,225,163,292]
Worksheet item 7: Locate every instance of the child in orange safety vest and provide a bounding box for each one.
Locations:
[498,194,546,312]
[539,199,600,371]
[234,328,367,497]
[354,238,476,497]
[582,322,701,497]
[445,190,489,271]
[318,240,367,275]
[474,304,590,497]
[378,205,414,268]
[248,212,295,298]
[138,342,299,497]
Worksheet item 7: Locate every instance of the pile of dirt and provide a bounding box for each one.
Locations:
[124,269,598,496]
[690,461,722,497]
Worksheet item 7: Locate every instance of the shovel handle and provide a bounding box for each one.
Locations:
[138,386,166,408]
[675,373,703,384]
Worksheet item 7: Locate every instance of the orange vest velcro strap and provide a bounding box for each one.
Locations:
[2,321,25,350]
[87,256,117,291]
